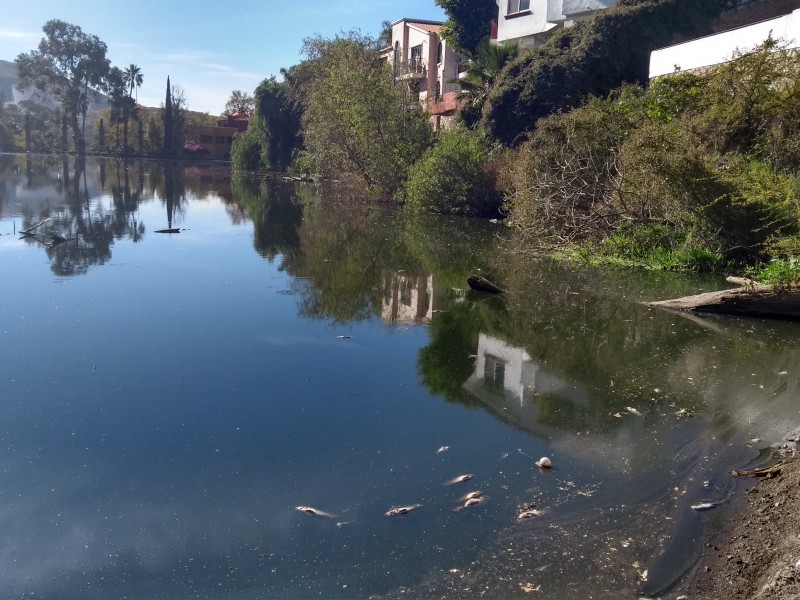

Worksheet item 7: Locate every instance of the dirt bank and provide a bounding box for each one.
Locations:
[690,452,800,600]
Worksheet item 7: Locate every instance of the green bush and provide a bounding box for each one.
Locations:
[756,257,800,288]
[483,0,729,145]
[404,127,502,216]
[231,125,269,171]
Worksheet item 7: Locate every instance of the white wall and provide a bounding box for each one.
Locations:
[650,8,800,78]
[496,0,558,47]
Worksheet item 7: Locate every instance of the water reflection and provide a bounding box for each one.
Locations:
[2,154,800,599]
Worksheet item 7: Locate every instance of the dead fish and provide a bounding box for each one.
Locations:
[463,497,484,508]
[517,509,543,520]
[295,506,337,518]
[459,491,484,502]
[436,445,450,454]
[337,335,352,340]
[625,406,643,417]
[690,502,718,512]
[385,504,422,516]
[445,474,474,485]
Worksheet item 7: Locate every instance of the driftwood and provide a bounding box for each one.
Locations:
[649,276,800,319]
[20,217,52,235]
[467,274,505,294]
[155,228,181,234]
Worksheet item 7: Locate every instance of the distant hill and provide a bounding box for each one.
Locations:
[0,58,109,110]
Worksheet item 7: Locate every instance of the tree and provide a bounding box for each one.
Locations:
[299,31,434,196]
[163,76,173,154]
[377,20,392,49]
[435,0,497,57]
[16,19,110,155]
[223,90,255,116]
[232,76,301,171]
[455,40,519,128]
[124,64,143,101]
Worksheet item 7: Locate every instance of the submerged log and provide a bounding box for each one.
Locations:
[467,275,505,294]
[649,277,800,320]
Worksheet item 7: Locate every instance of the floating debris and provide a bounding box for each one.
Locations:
[535,457,552,469]
[626,406,643,417]
[295,506,337,518]
[675,408,695,418]
[385,504,422,517]
[517,509,543,520]
[690,502,717,511]
[436,445,450,454]
[520,582,541,593]
[337,335,352,340]
[445,474,474,485]
[459,491,484,502]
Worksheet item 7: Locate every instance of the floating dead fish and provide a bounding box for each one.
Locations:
[675,408,695,418]
[295,506,337,518]
[517,509,543,520]
[459,491,484,502]
[337,335,352,340]
[625,406,643,417]
[436,446,450,454]
[445,474,474,485]
[463,497,484,508]
[535,457,552,469]
[385,504,422,516]
[690,502,717,511]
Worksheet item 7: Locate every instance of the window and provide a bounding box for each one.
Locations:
[215,136,226,144]
[200,135,212,144]
[507,0,530,14]
[436,41,442,64]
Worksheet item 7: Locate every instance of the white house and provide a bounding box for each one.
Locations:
[381,18,464,130]
[494,0,617,48]
[649,8,800,78]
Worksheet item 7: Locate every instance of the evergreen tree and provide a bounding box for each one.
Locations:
[163,76,173,154]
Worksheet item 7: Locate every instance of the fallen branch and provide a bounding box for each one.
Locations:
[20,217,52,235]
[467,275,505,294]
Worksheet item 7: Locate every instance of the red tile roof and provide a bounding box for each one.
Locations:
[408,21,443,34]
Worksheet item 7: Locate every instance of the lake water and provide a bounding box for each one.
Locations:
[0,154,798,599]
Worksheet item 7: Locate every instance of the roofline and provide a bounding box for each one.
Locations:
[390,18,445,27]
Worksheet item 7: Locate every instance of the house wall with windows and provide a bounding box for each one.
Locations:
[197,126,238,160]
[382,18,464,130]
[649,8,800,78]
[495,0,616,47]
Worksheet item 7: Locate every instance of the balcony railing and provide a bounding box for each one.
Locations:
[395,57,427,79]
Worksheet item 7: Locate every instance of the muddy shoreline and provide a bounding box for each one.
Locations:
[689,449,800,600]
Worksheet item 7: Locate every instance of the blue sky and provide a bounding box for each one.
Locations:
[0,0,446,115]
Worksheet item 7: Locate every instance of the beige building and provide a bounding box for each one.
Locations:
[381,19,465,130]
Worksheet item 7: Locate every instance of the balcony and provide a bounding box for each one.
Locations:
[429,91,460,116]
[395,57,427,80]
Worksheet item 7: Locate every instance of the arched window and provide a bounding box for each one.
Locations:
[437,41,442,64]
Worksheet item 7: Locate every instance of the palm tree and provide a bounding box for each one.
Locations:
[124,64,143,102]
[122,64,143,153]
[454,40,519,129]
[456,41,519,106]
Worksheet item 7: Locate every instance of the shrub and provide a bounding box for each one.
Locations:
[404,127,503,216]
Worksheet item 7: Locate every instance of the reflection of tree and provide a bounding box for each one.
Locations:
[230,174,302,261]
[417,301,483,405]
[282,200,420,323]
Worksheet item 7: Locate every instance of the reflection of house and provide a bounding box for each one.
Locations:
[463,333,586,432]
[196,112,250,160]
[380,19,465,130]
[381,273,447,323]
[494,0,617,48]
[649,8,800,78]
